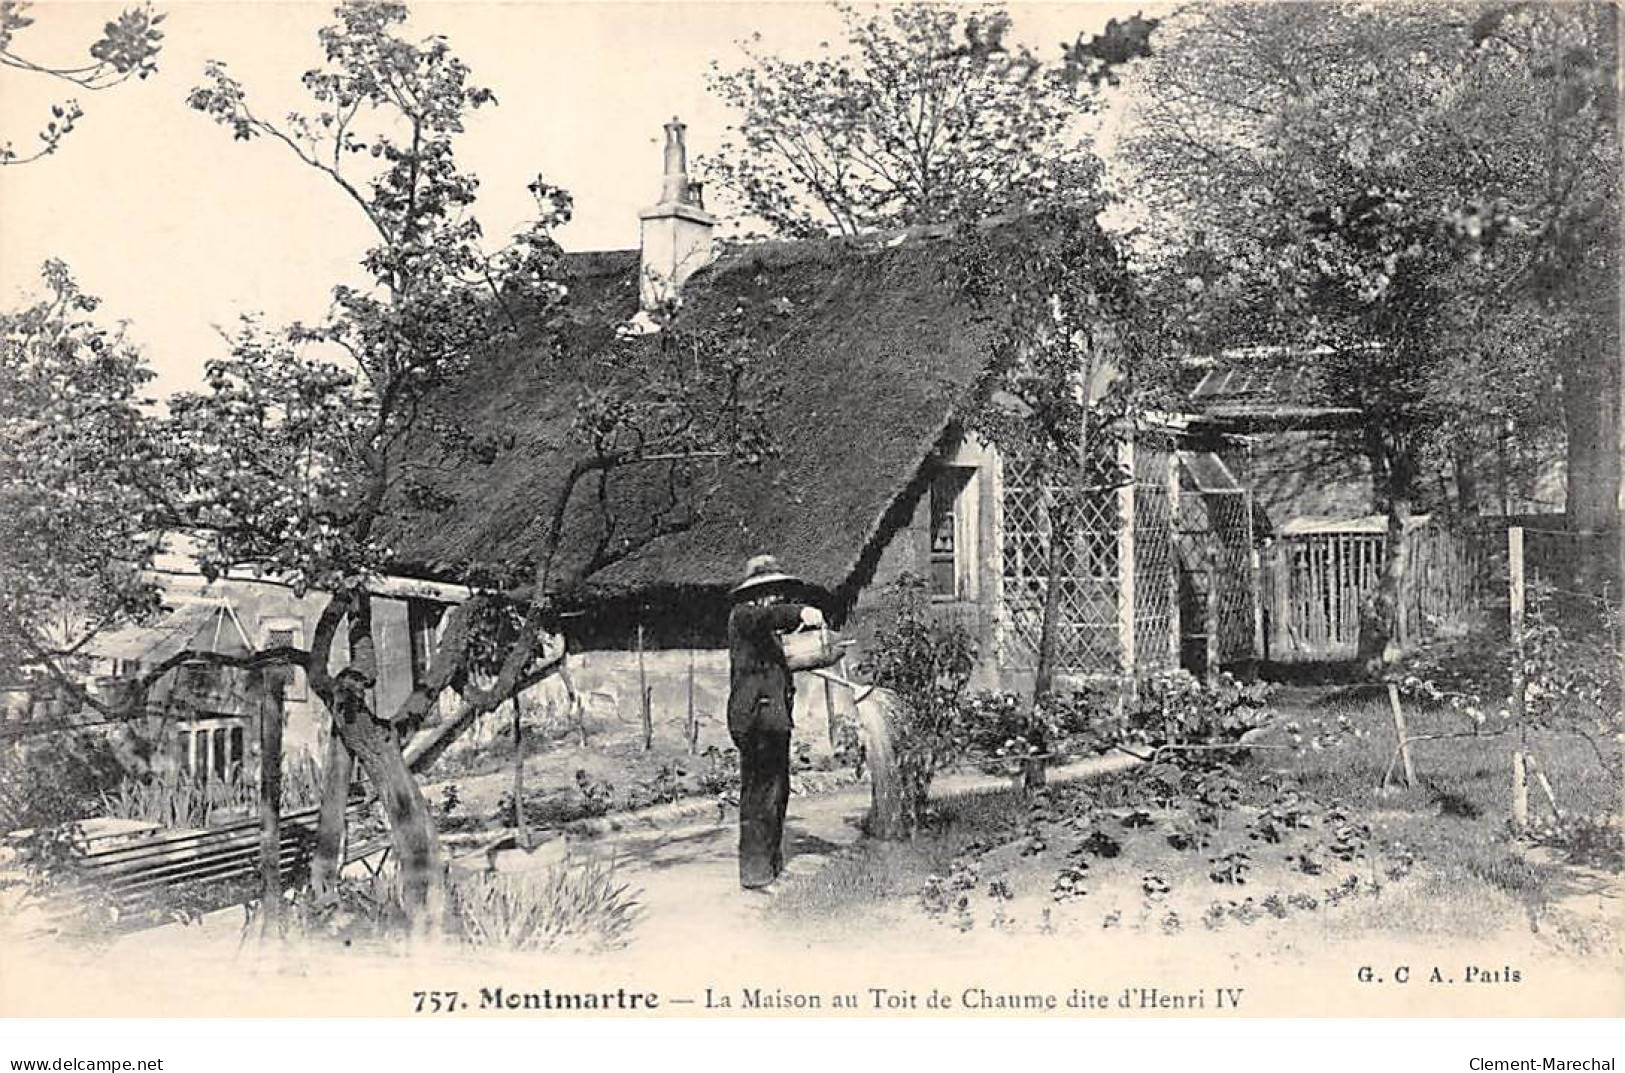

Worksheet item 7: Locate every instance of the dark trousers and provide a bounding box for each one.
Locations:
[733,727,791,888]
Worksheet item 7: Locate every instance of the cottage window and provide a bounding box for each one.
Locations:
[178,717,245,783]
[928,467,978,600]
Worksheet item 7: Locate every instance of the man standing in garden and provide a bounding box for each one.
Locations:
[727,555,824,892]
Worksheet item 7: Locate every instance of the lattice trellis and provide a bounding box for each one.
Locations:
[1131,444,1178,672]
[1176,484,1257,665]
[995,440,1258,680]
[998,454,1122,675]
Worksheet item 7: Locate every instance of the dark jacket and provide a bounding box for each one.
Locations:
[726,602,808,737]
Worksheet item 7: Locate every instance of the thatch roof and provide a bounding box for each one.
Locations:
[387,220,1039,608]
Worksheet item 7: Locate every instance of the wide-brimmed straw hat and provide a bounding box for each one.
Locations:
[731,554,803,598]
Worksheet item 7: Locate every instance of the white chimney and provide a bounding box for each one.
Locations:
[638,117,715,310]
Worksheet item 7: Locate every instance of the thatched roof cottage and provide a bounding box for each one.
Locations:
[388,120,1254,756]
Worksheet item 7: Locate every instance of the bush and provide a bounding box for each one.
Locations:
[0,729,128,832]
[856,575,977,837]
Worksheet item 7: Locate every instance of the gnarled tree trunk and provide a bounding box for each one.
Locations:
[1358,430,1417,675]
[309,729,353,906]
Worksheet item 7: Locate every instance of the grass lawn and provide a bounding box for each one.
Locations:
[769,686,1623,961]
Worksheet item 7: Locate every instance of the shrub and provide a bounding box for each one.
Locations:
[697,746,740,796]
[857,575,977,837]
[0,729,128,832]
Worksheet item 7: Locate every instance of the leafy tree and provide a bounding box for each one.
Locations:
[0,1,164,164]
[175,0,768,923]
[701,2,1113,238]
[1,1,764,930]
[1120,1,1619,665]
[0,261,169,695]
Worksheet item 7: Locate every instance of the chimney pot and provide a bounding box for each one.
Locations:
[640,116,716,310]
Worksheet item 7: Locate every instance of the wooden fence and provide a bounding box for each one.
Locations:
[1262,519,1487,663]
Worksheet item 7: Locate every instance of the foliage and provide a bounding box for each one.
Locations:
[0,728,128,832]
[171,0,774,920]
[0,262,169,695]
[696,745,740,796]
[0,1,164,164]
[702,2,1107,239]
[857,573,976,835]
[446,861,642,952]
[1534,814,1624,875]
[1122,1,1621,654]
[1395,581,1622,750]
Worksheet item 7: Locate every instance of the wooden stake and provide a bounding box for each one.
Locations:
[1511,749,1529,832]
[1509,526,1527,832]
[255,671,284,939]
[511,695,529,850]
[686,645,698,755]
[1385,682,1417,789]
[1509,526,1526,720]
[636,616,652,752]
[824,654,842,752]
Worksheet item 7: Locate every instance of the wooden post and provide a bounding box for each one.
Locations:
[511,695,530,850]
[686,645,699,754]
[1509,526,1528,831]
[824,654,842,752]
[1205,560,1220,686]
[1511,750,1530,831]
[1249,542,1264,675]
[255,670,284,938]
[1385,682,1417,789]
[636,615,653,752]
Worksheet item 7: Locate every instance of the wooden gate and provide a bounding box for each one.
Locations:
[1261,516,1484,663]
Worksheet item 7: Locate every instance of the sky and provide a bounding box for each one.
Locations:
[0,0,1157,397]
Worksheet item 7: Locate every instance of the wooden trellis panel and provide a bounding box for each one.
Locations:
[1131,444,1178,672]
[998,455,1122,675]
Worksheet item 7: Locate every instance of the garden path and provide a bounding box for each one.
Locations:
[551,753,1139,955]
